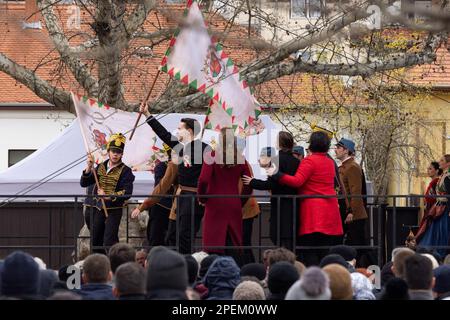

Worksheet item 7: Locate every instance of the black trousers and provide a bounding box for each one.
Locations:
[166,219,176,247]
[345,218,367,246]
[147,205,170,247]
[85,207,123,254]
[242,218,255,264]
[345,218,368,267]
[176,192,204,254]
[297,232,342,267]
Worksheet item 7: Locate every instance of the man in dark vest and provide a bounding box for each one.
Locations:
[140,104,209,254]
[81,133,135,253]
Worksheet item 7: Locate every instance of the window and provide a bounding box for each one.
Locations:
[8,150,36,167]
[291,0,324,19]
[402,0,432,20]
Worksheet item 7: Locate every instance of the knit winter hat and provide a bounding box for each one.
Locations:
[323,264,353,300]
[1,251,40,296]
[199,254,218,278]
[240,263,267,281]
[146,247,188,292]
[268,262,299,296]
[379,277,409,300]
[191,251,209,266]
[329,245,357,262]
[285,267,331,300]
[319,254,349,269]
[433,265,450,294]
[233,281,265,300]
[184,255,199,285]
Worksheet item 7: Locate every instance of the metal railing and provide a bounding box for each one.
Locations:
[0,193,448,268]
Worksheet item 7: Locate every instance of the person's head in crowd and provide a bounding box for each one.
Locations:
[329,245,357,267]
[285,267,331,300]
[204,256,240,300]
[178,118,201,143]
[421,253,439,270]
[191,251,209,267]
[292,146,305,161]
[267,247,296,266]
[267,262,299,300]
[428,161,443,178]
[443,254,450,265]
[184,255,199,287]
[322,264,353,300]
[146,247,188,300]
[308,131,331,153]
[335,138,356,161]
[432,265,450,299]
[199,254,219,279]
[240,263,266,282]
[404,254,435,300]
[108,243,136,274]
[145,246,167,269]
[381,261,395,287]
[47,291,83,300]
[83,254,113,285]
[416,247,443,264]
[113,262,146,299]
[294,261,306,277]
[34,257,47,270]
[0,251,41,299]
[351,272,375,300]
[379,278,410,300]
[39,269,59,298]
[277,131,294,152]
[135,249,147,269]
[233,281,266,300]
[319,254,349,270]
[391,247,415,278]
[58,265,71,283]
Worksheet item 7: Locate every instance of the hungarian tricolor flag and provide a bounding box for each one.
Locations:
[160,0,264,136]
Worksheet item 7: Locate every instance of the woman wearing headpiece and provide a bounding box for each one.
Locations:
[416,155,450,258]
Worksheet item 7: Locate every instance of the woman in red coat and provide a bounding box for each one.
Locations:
[198,129,252,262]
[268,131,343,266]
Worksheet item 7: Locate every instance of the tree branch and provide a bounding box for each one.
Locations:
[243,7,372,74]
[122,0,157,39]
[37,0,99,97]
[0,52,70,111]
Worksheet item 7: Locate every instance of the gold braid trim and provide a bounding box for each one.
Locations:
[97,163,125,196]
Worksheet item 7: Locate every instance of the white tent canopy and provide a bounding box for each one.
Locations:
[0,114,279,201]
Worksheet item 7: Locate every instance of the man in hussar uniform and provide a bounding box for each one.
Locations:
[81,133,135,253]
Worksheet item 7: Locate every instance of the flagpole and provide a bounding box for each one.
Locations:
[71,93,109,218]
[129,70,161,141]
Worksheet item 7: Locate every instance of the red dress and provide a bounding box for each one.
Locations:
[279,152,343,236]
[198,161,252,253]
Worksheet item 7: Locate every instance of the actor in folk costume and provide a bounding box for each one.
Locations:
[197,128,252,263]
[140,104,209,254]
[80,133,135,253]
[334,138,368,246]
[242,132,300,251]
[416,155,450,257]
[131,144,175,246]
[416,161,443,238]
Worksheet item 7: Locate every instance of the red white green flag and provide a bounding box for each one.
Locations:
[159,0,264,136]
